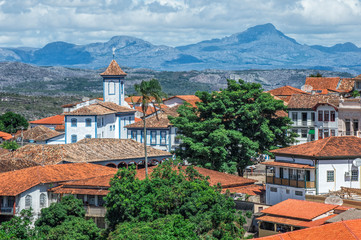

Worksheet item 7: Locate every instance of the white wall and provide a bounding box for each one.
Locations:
[317,159,361,194]
[103,79,125,106]
[46,134,65,145]
[266,184,306,205]
[288,110,315,144]
[163,98,185,108]
[65,116,96,143]
[314,105,338,140]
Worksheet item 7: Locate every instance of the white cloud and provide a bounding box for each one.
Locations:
[0,0,360,48]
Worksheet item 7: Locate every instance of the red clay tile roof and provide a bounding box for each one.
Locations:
[261,199,338,220]
[14,125,63,142]
[165,95,201,108]
[274,110,288,118]
[338,78,355,92]
[49,165,256,196]
[55,125,65,131]
[65,102,135,116]
[0,131,12,140]
[261,161,314,169]
[29,115,64,125]
[288,94,340,109]
[256,219,361,240]
[222,184,264,195]
[50,187,110,196]
[268,86,307,104]
[271,136,361,159]
[100,60,127,76]
[125,96,157,104]
[126,106,179,129]
[0,163,117,196]
[1,139,171,165]
[257,214,335,228]
[305,77,340,91]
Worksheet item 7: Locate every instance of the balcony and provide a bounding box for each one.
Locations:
[0,207,19,215]
[85,206,106,217]
[266,176,315,188]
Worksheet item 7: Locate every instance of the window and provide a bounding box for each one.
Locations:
[128,117,132,124]
[301,129,307,138]
[8,197,15,208]
[292,112,298,123]
[97,117,101,128]
[88,195,96,206]
[98,196,105,206]
[318,129,323,140]
[351,169,359,181]
[295,191,303,196]
[85,118,92,127]
[174,128,180,144]
[327,170,334,182]
[85,134,91,139]
[150,131,156,145]
[318,111,323,121]
[354,119,359,136]
[331,129,336,136]
[290,169,297,180]
[101,118,104,127]
[140,131,143,143]
[270,187,277,192]
[286,189,290,194]
[345,119,351,135]
[292,129,298,135]
[25,195,32,209]
[160,131,167,145]
[279,167,284,179]
[330,111,335,122]
[324,129,329,138]
[71,135,77,143]
[77,194,85,203]
[131,130,137,140]
[302,112,307,122]
[71,118,77,127]
[357,81,361,89]
[311,112,315,122]
[305,170,311,181]
[109,125,112,131]
[324,111,329,122]
[108,81,115,95]
[40,193,46,208]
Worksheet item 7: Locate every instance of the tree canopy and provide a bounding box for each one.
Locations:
[0,112,28,134]
[170,79,295,175]
[105,162,247,239]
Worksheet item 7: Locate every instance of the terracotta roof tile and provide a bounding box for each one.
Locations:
[261,199,338,220]
[65,102,135,116]
[257,219,361,240]
[305,77,341,91]
[0,163,117,196]
[100,60,127,76]
[222,184,264,195]
[126,106,179,129]
[29,115,64,125]
[338,78,355,92]
[288,94,340,109]
[50,187,110,196]
[14,125,63,142]
[261,161,314,169]
[257,215,334,228]
[271,136,361,159]
[1,139,171,165]
[165,95,201,108]
[268,86,307,99]
[49,166,256,196]
[0,131,12,140]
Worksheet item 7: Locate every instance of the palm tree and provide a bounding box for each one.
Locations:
[134,79,166,177]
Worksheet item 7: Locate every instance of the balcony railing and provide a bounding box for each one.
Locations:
[339,131,361,137]
[266,176,315,188]
[85,206,106,217]
[0,207,19,215]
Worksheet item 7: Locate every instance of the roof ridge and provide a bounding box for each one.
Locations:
[315,137,333,156]
[342,220,359,240]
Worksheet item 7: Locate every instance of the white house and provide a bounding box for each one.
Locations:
[0,163,117,223]
[313,103,339,140]
[125,107,180,152]
[263,136,361,205]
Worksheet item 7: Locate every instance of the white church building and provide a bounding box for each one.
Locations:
[64,60,136,144]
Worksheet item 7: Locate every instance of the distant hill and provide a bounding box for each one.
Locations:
[1,23,361,74]
[0,62,353,97]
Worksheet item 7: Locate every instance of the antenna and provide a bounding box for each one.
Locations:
[325,195,343,205]
[112,47,116,59]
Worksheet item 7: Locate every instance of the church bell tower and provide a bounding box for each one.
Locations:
[100,60,127,106]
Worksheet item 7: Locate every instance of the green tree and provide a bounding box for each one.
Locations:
[133,79,166,177]
[0,112,29,134]
[105,161,245,239]
[309,72,323,77]
[0,209,40,239]
[0,141,20,150]
[170,79,295,176]
[36,195,99,239]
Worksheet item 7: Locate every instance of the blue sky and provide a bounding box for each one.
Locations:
[0,0,361,48]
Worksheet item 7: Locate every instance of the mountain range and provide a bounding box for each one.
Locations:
[1,23,361,74]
